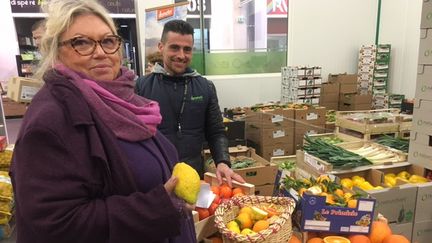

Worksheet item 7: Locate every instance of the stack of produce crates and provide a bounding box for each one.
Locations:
[357,45,376,95]
[409,1,432,241]
[388,94,405,109]
[372,44,391,109]
[280,66,322,105]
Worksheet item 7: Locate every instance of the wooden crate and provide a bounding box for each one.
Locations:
[303,132,362,145]
[336,141,407,165]
[193,172,255,241]
[335,109,401,138]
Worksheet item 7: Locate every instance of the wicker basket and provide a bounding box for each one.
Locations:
[214,195,295,243]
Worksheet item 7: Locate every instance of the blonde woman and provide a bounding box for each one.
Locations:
[10,1,196,242]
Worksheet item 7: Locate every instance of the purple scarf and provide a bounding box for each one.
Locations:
[54,64,162,142]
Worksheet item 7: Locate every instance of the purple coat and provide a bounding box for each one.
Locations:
[10,71,196,243]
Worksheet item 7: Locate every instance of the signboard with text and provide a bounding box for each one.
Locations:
[10,0,135,14]
[267,0,288,16]
[175,0,211,16]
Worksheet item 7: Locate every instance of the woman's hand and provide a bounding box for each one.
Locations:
[164,175,195,211]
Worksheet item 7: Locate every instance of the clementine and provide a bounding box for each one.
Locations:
[288,234,302,243]
[208,202,219,215]
[211,186,220,196]
[348,234,371,243]
[307,237,324,243]
[196,207,210,220]
[368,221,392,243]
[382,234,409,243]
[208,236,223,243]
[219,184,233,198]
[232,187,244,196]
[252,220,270,232]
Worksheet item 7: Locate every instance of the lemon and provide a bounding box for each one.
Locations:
[227,220,241,234]
[397,171,411,180]
[384,176,396,187]
[359,181,374,191]
[172,162,200,204]
[409,175,428,183]
[340,178,354,189]
[352,176,365,186]
[240,228,256,236]
[385,173,396,178]
[239,206,253,217]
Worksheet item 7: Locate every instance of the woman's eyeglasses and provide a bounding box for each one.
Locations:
[58,35,122,56]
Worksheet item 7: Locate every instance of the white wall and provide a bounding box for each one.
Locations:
[379,0,422,99]
[287,0,378,79]
[0,1,19,81]
[210,0,423,109]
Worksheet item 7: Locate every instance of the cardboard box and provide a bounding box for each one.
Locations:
[254,142,295,161]
[320,102,338,111]
[416,65,432,100]
[412,220,432,243]
[340,84,358,94]
[339,94,372,105]
[254,184,275,196]
[421,0,432,29]
[337,169,418,224]
[408,140,432,170]
[294,107,326,126]
[412,100,432,135]
[246,125,294,146]
[389,222,413,242]
[224,120,245,146]
[418,29,432,65]
[319,93,339,103]
[297,193,376,234]
[245,108,295,129]
[328,73,358,84]
[321,83,340,93]
[7,77,43,103]
[204,146,278,185]
[294,125,326,149]
[338,103,372,111]
[415,182,432,222]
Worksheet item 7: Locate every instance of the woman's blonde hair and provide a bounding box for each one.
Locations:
[35,0,120,79]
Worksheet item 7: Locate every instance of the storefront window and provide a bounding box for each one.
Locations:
[176,0,288,75]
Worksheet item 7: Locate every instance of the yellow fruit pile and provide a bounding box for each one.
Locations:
[226,204,282,236]
[284,175,360,208]
[384,171,429,187]
[341,176,384,191]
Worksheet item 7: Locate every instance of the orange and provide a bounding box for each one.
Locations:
[334,189,344,197]
[382,234,409,243]
[288,234,302,243]
[235,212,253,229]
[211,186,220,196]
[252,220,270,232]
[348,234,371,243]
[347,199,358,208]
[368,221,392,243]
[219,184,233,198]
[307,237,324,243]
[208,202,219,215]
[208,236,223,243]
[232,187,244,196]
[323,236,350,243]
[196,207,210,220]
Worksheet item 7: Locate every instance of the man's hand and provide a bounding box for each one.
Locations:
[216,163,246,187]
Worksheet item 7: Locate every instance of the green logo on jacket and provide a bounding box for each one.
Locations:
[191,95,203,102]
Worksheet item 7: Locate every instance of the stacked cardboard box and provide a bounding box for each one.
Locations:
[7,76,43,103]
[410,2,432,241]
[294,106,326,150]
[281,66,322,105]
[245,108,295,161]
[319,82,339,110]
[327,73,372,111]
[373,44,392,109]
[357,45,376,95]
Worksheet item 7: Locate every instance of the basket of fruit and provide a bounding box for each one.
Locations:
[214,195,295,243]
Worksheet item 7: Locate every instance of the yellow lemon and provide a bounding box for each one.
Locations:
[340,178,353,189]
[352,176,365,186]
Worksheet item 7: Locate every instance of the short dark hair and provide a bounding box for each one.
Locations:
[31,19,46,32]
[161,19,194,43]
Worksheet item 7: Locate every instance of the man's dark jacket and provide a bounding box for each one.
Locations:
[135,64,230,176]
